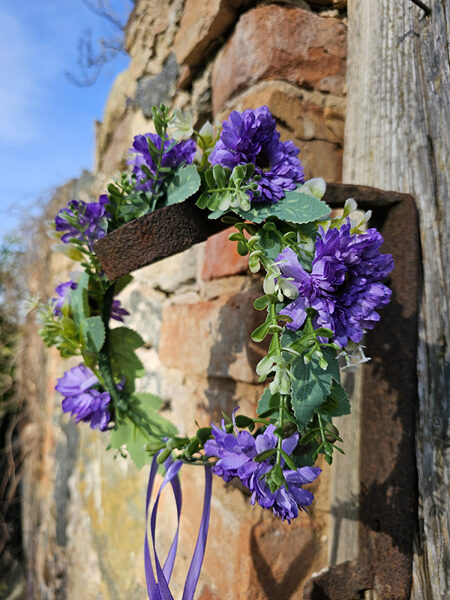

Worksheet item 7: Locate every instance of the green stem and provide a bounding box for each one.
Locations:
[268,301,285,468]
[317,413,326,446]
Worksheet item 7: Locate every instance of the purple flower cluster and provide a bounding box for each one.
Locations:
[56,364,111,430]
[129,133,196,193]
[204,420,320,522]
[209,106,304,204]
[277,221,394,347]
[51,280,129,322]
[55,195,110,249]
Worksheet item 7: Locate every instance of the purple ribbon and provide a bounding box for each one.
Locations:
[144,455,212,600]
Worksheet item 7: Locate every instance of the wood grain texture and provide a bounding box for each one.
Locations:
[344,2,449,598]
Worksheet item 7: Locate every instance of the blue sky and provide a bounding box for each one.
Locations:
[0,0,132,242]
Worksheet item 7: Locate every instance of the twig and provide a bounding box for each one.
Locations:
[409,0,432,16]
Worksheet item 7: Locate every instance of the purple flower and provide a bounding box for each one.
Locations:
[277,221,394,346]
[249,462,321,522]
[110,299,130,322]
[129,133,196,193]
[52,280,77,316]
[209,106,304,204]
[205,418,321,521]
[55,195,110,249]
[56,364,111,431]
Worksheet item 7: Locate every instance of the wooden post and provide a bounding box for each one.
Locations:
[343,2,449,598]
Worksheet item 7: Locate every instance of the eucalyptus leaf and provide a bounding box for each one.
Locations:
[231,191,330,225]
[165,165,201,206]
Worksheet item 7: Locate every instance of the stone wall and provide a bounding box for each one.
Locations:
[21,2,347,598]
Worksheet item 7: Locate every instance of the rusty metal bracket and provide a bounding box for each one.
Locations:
[94,184,419,599]
[304,188,420,600]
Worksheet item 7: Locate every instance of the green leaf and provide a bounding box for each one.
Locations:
[234,415,254,429]
[118,197,150,222]
[109,392,177,470]
[165,165,201,205]
[254,295,270,311]
[134,392,178,439]
[231,191,330,225]
[290,347,340,430]
[70,271,90,328]
[322,380,351,418]
[196,191,209,209]
[258,227,283,261]
[251,321,270,342]
[254,448,277,462]
[114,274,133,295]
[212,164,227,187]
[266,463,285,492]
[256,388,280,418]
[280,449,298,471]
[109,327,145,394]
[83,316,105,352]
[133,392,163,411]
[196,427,212,444]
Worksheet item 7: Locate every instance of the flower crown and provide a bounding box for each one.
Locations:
[33,104,393,598]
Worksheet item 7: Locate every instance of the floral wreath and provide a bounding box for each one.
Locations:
[32,105,393,599]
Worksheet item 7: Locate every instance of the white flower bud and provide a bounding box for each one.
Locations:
[343,197,357,216]
[300,178,326,199]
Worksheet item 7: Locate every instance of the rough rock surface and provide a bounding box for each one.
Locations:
[212,5,347,113]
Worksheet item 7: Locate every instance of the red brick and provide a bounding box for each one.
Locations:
[202,227,248,281]
[212,5,347,113]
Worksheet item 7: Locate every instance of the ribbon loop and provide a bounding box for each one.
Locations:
[144,456,212,600]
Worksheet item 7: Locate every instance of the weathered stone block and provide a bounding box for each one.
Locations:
[159,291,266,383]
[202,227,249,281]
[217,80,345,144]
[212,5,347,113]
[174,0,243,68]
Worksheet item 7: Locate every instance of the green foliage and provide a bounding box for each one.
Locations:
[165,165,201,206]
[110,392,177,469]
[197,164,258,213]
[290,347,340,430]
[82,316,105,353]
[231,189,330,225]
[108,327,145,394]
[322,380,351,418]
[257,388,280,419]
[70,271,90,328]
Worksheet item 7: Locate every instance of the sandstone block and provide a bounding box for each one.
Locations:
[218,80,345,144]
[212,5,347,113]
[202,227,249,281]
[159,291,266,383]
[174,0,246,68]
[295,138,343,182]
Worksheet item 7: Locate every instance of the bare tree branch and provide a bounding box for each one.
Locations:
[66,0,132,87]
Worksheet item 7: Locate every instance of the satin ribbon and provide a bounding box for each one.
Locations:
[144,455,212,599]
